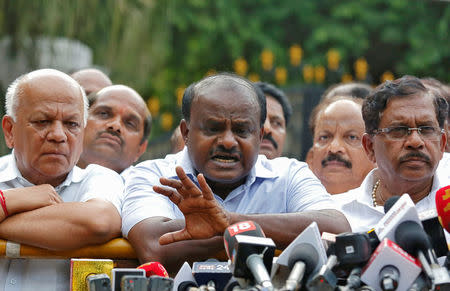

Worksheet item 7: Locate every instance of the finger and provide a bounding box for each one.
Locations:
[153,186,182,205]
[197,173,214,200]
[159,229,192,245]
[159,177,183,190]
[175,166,202,196]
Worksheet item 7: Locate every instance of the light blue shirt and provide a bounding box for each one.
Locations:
[122,148,336,237]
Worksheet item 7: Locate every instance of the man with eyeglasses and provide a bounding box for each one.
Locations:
[332,76,449,233]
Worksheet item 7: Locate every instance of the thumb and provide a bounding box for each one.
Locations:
[159,229,192,245]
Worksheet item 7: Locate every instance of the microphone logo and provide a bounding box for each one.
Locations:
[227,221,257,236]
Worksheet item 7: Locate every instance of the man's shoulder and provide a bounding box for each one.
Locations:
[256,155,309,174]
[72,164,122,183]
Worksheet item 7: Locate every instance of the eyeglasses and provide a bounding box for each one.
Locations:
[372,126,444,141]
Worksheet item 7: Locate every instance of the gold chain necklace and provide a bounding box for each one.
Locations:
[372,179,381,207]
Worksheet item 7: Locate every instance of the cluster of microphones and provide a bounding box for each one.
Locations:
[83,185,450,291]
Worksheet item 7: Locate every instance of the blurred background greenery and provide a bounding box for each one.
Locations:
[1,0,449,160]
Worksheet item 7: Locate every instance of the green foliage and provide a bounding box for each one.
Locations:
[1,0,449,140]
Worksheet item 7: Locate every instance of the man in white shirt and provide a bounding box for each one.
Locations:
[332,76,448,232]
[0,69,123,291]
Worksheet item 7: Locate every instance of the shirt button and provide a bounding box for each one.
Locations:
[10,279,16,285]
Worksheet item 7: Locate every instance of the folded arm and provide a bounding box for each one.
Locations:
[0,198,121,250]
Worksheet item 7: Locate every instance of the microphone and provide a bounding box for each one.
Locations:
[306,253,338,291]
[223,221,266,260]
[374,194,421,243]
[378,265,399,291]
[271,221,327,286]
[281,243,319,291]
[172,262,197,291]
[408,272,430,291]
[360,238,421,291]
[419,209,448,257]
[137,262,169,278]
[383,196,401,214]
[334,232,372,266]
[192,261,232,291]
[223,221,276,290]
[86,274,111,291]
[149,276,175,291]
[395,220,450,289]
[435,185,450,233]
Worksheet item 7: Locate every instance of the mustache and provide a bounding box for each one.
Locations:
[321,153,352,169]
[97,130,124,145]
[399,152,431,163]
[209,145,241,156]
[262,134,278,150]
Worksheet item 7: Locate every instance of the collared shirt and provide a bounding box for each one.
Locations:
[0,153,124,291]
[332,167,450,233]
[122,148,336,237]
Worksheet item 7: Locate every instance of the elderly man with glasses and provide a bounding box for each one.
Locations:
[332,76,449,233]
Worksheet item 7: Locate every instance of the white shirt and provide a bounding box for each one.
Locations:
[122,148,337,237]
[0,154,124,291]
[332,167,450,233]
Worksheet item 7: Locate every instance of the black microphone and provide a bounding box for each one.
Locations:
[223,221,276,290]
[281,243,318,291]
[383,196,401,214]
[395,220,450,289]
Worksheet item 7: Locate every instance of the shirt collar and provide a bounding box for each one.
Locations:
[0,150,79,189]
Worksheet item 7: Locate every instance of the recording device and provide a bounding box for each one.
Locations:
[121,275,147,291]
[192,261,231,291]
[395,220,450,290]
[360,238,421,291]
[223,221,275,290]
[279,243,318,291]
[435,185,450,233]
[86,273,111,291]
[111,268,145,291]
[149,275,174,291]
[172,262,198,291]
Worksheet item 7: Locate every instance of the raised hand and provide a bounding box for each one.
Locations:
[153,166,231,245]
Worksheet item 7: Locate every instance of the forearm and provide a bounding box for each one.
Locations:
[0,199,121,250]
[128,217,225,273]
[229,209,351,249]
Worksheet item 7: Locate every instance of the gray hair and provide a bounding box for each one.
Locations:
[5,70,88,126]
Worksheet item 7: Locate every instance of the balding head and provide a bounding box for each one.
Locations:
[78,85,151,173]
[71,68,112,95]
[3,68,86,186]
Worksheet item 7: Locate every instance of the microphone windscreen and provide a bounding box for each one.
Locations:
[223,221,265,259]
[384,196,401,214]
[137,261,169,278]
[394,221,431,255]
[435,185,450,233]
[287,243,319,275]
